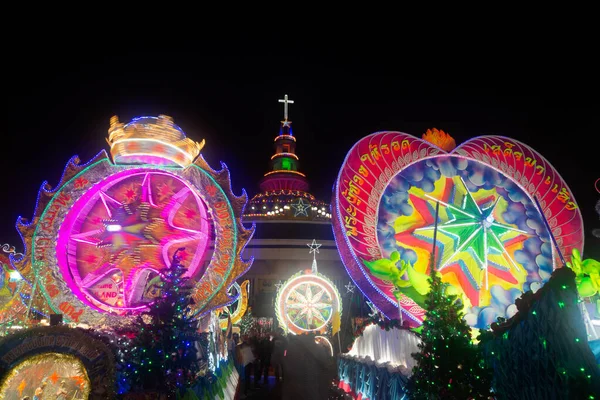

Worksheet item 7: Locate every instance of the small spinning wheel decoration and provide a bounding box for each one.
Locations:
[275,239,342,335]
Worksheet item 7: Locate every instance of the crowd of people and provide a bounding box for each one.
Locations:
[233,328,336,399]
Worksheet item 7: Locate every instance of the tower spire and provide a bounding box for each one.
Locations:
[307,239,322,274]
[258,95,309,192]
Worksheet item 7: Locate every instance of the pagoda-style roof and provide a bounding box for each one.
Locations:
[243,95,330,223]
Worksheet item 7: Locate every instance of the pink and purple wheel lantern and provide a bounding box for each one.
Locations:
[10,115,254,327]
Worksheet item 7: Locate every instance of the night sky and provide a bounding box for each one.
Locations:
[3,38,599,258]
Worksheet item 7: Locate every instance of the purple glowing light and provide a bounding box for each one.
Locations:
[56,168,212,314]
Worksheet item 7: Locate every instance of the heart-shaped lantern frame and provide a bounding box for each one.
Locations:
[333,132,583,328]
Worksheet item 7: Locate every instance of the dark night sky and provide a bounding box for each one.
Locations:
[2,36,599,257]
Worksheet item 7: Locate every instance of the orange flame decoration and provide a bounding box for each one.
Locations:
[422,128,456,152]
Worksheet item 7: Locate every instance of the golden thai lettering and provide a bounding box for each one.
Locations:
[345,216,358,237]
[503,142,515,156]
[544,176,551,185]
[345,192,361,206]
[566,201,578,211]
[557,188,570,203]
[358,165,369,177]
[380,144,390,154]
[525,156,536,167]
[369,144,381,161]
[360,153,375,165]
[352,175,364,185]
[344,216,357,226]
[491,145,502,155]
[346,204,357,217]
[551,184,559,193]
[347,180,361,195]
[401,139,410,150]
[535,165,544,175]
[391,141,400,151]
[514,151,522,161]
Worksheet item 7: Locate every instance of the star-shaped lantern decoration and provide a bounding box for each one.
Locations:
[345,282,356,294]
[307,239,322,255]
[414,177,529,304]
[291,198,310,217]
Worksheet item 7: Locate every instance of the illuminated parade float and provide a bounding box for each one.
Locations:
[332,128,600,399]
[0,115,253,399]
[333,128,584,327]
[0,103,597,399]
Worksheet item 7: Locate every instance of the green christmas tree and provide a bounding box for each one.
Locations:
[407,260,493,399]
[129,247,202,398]
[240,307,255,335]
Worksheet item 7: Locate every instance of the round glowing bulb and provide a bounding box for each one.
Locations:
[106,224,122,232]
[9,270,22,281]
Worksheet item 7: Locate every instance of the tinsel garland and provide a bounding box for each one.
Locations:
[346,316,412,352]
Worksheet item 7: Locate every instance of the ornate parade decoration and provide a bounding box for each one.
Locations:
[218,280,250,329]
[10,115,254,327]
[275,240,342,335]
[332,130,584,328]
[0,253,28,327]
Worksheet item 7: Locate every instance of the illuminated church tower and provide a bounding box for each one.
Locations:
[244,95,329,221]
[259,95,309,192]
[241,95,346,319]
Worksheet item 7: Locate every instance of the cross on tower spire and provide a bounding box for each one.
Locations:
[278,94,294,121]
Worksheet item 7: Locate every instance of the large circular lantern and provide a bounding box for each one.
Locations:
[275,270,342,335]
[10,115,254,327]
[275,240,342,335]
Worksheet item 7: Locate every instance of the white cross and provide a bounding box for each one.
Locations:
[278,94,294,121]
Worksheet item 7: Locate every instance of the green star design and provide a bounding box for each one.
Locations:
[291,198,310,217]
[415,177,528,290]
